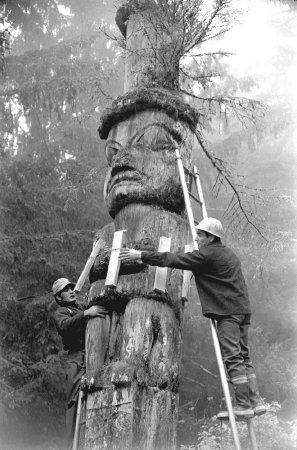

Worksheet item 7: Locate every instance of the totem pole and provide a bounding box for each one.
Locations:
[84,2,200,449]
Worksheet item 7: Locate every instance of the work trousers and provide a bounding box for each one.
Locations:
[215,314,255,383]
[64,350,85,450]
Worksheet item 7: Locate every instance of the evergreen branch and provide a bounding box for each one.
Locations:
[187,51,234,58]
[180,89,266,127]
[180,66,220,81]
[194,128,268,240]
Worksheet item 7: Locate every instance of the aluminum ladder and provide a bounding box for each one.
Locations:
[72,386,87,450]
[175,148,258,450]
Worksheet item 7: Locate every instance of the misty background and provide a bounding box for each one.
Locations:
[0,0,296,449]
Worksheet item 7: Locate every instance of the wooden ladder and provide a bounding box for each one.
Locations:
[175,148,259,450]
[72,388,87,450]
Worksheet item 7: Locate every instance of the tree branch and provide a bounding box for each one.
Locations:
[194,128,268,240]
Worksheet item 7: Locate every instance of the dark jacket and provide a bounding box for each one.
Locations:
[54,302,87,353]
[141,242,251,318]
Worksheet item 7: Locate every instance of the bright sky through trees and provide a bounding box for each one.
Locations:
[202,0,297,193]
[226,0,297,107]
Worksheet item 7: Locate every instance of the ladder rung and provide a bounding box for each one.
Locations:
[189,192,202,205]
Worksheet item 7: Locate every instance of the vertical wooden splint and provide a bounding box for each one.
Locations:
[153,236,171,293]
[105,230,126,287]
[181,244,194,301]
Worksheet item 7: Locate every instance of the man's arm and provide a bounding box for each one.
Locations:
[119,248,206,271]
[54,306,107,336]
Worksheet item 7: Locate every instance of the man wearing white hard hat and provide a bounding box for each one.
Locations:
[52,278,108,449]
[119,217,267,420]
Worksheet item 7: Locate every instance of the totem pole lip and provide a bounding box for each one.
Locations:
[98,87,200,140]
[106,166,142,196]
[110,164,137,178]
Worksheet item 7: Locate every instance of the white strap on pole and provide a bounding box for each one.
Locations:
[176,150,242,450]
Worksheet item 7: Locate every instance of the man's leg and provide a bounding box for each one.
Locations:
[216,315,253,419]
[240,315,267,416]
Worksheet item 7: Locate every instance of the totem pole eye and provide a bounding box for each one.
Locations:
[133,125,177,152]
[105,141,121,163]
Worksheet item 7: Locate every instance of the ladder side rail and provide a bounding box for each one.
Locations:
[72,389,84,450]
[247,420,259,450]
[193,165,208,220]
[210,320,242,450]
[175,149,197,245]
[176,153,242,450]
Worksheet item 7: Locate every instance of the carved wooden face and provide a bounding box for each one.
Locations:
[103,110,194,218]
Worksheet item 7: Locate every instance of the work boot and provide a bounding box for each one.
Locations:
[233,381,254,420]
[248,374,268,416]
[217,396,254,421]
[217,397,229,421]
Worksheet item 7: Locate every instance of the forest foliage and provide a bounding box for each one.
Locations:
[0,0,296,449]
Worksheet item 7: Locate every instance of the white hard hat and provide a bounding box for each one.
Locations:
[52,278,74,296]
[195,218,223,239]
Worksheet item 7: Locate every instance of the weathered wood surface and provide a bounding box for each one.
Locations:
[85,205,191,449]
[103,109,194,219]
[85,288,182,450]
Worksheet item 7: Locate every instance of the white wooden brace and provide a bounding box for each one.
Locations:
[153,236,171,293]
[181,244,194,301]
[105,230,126,287]
[75,238,103,292]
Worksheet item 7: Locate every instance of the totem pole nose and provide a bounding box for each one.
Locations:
[111,151,137,171]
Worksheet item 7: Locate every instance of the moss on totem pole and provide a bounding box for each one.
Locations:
[89,286,183,325]
[98,87,199,139]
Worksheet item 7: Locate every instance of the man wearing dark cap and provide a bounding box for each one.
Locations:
[52,278,107,449]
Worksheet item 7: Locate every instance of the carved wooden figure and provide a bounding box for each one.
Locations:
[83,3,199,450]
